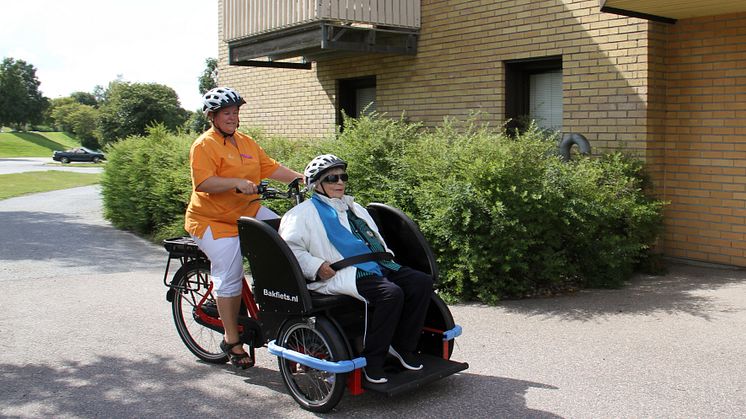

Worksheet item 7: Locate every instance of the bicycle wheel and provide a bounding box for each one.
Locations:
[277,317,349,413]
[171,261,229,364]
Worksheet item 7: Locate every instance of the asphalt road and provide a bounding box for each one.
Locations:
[0,157,103,175]
[1,185,746,418]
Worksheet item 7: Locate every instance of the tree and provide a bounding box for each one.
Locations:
[70,91,98,107]
[68,105,100,149]
[198,58,218,95]
[92,85,106,104]
[49,98,78,132]
[49,97,101,149]
[0,57,48,129]
[97,81,188,144]
[185,110,210,133]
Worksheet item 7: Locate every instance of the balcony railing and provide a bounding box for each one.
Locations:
[223,0,421,42]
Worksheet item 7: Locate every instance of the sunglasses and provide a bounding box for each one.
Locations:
[321,173,349,183]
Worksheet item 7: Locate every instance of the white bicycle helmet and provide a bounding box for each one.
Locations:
[202,87,246,115]
[304,154,347,186]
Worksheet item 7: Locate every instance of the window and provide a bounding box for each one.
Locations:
[338,76,376,126]
[505,57,563,133]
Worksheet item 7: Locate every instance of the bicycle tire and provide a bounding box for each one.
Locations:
[171,260,229,364]
[277,317,349,413]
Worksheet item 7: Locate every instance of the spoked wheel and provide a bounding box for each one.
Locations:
[277,317,349,413]
[171,261,229,364]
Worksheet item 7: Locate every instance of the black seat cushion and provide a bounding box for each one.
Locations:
[309,291,361,311]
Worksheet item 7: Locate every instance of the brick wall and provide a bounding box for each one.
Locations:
[661,13,746,266]
[218,0,654,156]
[218,2,746,267]
[217,2,333,138]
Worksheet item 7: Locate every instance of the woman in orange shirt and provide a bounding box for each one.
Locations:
[185,87,302,369]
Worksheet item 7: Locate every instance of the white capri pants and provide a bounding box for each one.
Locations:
[192,207,278,298]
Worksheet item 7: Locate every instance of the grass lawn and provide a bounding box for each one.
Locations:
[0,171,101,200]
[0,131,81,157]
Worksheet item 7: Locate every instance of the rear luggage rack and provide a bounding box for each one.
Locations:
[163,236,206,259]
[162,236,208,289]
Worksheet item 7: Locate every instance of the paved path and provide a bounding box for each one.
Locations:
[0,157,103,175]
[1,185,745,418]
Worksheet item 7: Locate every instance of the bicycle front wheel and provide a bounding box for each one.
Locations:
[277,317,349,413]
[171,261,229,364]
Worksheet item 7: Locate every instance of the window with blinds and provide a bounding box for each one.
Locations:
[356,86,377,116]
[529,70,562,130]
[505,56,563,134]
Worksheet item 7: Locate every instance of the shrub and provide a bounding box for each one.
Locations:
[100,124,192,241]
[319,113,423,207]
[338,116,665,302]
[101,115,665,303]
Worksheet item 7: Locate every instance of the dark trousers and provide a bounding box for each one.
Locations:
[355,266,433,369]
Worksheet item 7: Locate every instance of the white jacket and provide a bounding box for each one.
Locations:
[278,194,394,302]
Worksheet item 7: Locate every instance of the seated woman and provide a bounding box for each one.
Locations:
[279,154,433,384]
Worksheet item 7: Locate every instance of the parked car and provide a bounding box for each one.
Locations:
[52,147,105,164]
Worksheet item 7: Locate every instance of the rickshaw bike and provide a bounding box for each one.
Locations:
[162,179,468,412]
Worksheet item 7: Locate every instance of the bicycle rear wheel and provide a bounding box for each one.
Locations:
[171,261,228,364]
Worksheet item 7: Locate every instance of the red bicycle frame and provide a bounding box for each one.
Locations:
[192,277,260,329]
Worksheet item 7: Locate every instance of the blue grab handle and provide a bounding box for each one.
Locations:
[268,340,367,373]
[443,324,462,341]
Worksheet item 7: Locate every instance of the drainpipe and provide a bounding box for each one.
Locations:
[559,133,591,161]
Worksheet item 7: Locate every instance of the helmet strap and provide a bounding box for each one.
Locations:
[316,182,331,197]
[208,111,237,143]
[216,126,236,143]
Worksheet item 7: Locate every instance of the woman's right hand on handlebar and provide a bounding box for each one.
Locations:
[234,178,258,194]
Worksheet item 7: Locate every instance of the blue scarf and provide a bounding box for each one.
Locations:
[311,194,382,276]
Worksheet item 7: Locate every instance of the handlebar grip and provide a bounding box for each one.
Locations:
[235,180,269,194]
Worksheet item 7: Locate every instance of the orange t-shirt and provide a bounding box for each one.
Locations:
[184,128,280,239]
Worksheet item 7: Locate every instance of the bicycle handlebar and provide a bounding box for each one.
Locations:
[237,178,306,206]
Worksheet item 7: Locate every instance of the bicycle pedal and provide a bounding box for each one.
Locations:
[200,303,219,317]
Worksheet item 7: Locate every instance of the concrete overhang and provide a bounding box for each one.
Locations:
[600,0,746,23]
[228,22,418,70]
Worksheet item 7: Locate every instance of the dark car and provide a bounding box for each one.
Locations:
[52,147,105,164]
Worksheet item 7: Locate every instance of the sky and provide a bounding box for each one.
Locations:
[1,0,218,111]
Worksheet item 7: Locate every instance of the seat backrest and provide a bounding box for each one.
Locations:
[366,203,439,282]
[237,216,313,314]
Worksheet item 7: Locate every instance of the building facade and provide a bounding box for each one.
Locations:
[217,0,746,267]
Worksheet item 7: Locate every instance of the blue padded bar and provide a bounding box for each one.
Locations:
[443,325,462,341]
[268,340,367,373]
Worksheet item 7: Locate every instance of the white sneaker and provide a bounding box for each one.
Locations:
[388,346,423,371]
[363,367,388,384]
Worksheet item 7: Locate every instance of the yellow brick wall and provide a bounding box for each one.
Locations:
[218,0,654,155]
[660,13,746,266]
[217,2,334,138]
[217,1,746,267]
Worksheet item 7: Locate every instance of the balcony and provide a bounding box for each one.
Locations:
[223,0,420,69]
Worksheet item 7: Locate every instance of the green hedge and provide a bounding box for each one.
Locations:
[100,125,193,241]
[101,117,665,303]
